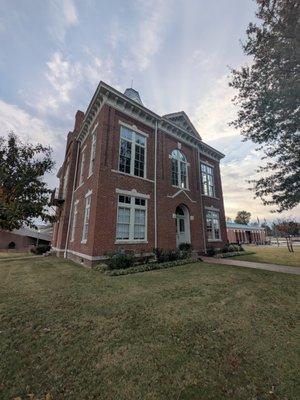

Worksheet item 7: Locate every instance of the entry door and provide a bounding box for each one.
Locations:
[176,216,186,246]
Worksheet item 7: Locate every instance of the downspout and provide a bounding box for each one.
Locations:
[64,141,80,259]
[197,150,207,253]
[154,120,158,249]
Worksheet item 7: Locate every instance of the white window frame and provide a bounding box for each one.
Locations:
[79,149,86,186]
[206,210,221,241]
[201,162,215,197]
[115,193,148,244]
[118,124,147,179]
[170,149,189,190]
[88,126,97,177]
[70,199,79,242]
[81,191,92,244]
[62,163,69,198]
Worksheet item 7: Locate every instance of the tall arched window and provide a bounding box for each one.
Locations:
[171,149,188,189]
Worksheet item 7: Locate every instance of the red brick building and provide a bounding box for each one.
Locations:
[226,222,266,244]
[0,228,51,252]
[52,82,227,266]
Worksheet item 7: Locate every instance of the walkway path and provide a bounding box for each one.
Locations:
[202,256,300,275]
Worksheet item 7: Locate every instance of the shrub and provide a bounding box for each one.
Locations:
[135,250,154,265]
[153,248,181,263]
[178,243,192,252]
[105,258,198,276]
[106,252,135,270]
[93,263,109,272]
[178,243,193,259]
[31,244,51,255]
[206,247,216,257]
[221,244,229,253]
[8,241,16,249]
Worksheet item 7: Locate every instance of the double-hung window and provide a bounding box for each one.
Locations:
[171,149,188,189]
[201,163,215,197]
[79,151,85,186]
[62,163,69,198]
[116,195,147,242]
[206,210,221,240]
[119,126,146,178]
[82,192,92,243]
[70,200,78,242]
[88,132,97,177]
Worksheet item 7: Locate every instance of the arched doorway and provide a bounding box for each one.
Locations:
[175,205,191,247]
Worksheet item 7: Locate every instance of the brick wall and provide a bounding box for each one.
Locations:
[53,103,228,265]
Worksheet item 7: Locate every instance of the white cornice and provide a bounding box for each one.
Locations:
[75,81,225,161]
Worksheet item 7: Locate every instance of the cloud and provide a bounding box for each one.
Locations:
[62,0,78,25]
[193,74,237,141]
[122,0,170,71]
[46,51,81,104]
[48,0,78,41]
[0,99,61,147]
[83,48,116,87]
[207,135,300,222]
[26,50,117,118]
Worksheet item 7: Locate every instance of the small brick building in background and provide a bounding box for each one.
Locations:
[52,82,228,266]
[226,222,266,244]
[0,228,51,252]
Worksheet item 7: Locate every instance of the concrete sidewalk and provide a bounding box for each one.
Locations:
[202,256,300,275]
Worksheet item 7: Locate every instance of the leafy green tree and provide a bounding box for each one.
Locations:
[234,210,251,225]
[230,0,300,212]
[0,133,55,230]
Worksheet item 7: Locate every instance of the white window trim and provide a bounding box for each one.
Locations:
[116,188,150,199]
[201,162,215,198]
[62,163,70,198]
[118,125,147,179]
[115,193,148,244]
[88,130,97,178]
[206,210,221,242]
[119,121,149,137]
[81,191,92,244]
[170,150,189,190]
[70,199,79,242]
[79,151,85,187]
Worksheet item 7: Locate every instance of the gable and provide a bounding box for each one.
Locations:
[163,111,201,139]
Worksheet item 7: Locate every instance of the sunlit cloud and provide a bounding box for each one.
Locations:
[193,74,238,141]
[0,99,60,147]
[48,0,78,41]
[121,0,170,71]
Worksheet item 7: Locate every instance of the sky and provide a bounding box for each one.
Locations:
[0,0,298,223]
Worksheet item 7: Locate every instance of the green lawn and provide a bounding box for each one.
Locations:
[228,245,300,267]
[0,257,299,400]
[0,251,32,259]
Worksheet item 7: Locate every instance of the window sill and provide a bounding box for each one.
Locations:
[111,169,154,183]
[81,240,87,244]
[202,194,219,200]
[115,240,148,244]
[75,183,84,192]
[208,239,222,242]
[172,185,190,191]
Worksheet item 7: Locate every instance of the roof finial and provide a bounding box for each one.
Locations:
[131,79,133,88]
